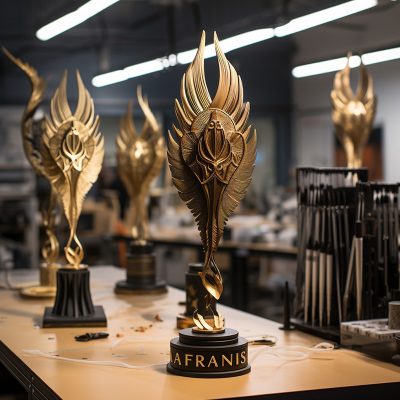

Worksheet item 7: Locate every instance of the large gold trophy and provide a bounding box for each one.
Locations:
[42,71,107,327]
[114,87,167,294]
[3,48,60,298]
[331,54,376,168]
[167,32,256,378]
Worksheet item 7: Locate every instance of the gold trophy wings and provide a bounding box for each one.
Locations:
[3,48,59,266]
[41,71,104,269]
[168,32,256,331]
[331,54,376,168]
[116,87,165,242]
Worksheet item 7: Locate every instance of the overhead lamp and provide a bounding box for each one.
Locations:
[292,45,400,78]
[275,0,377,37]
[92,0,378,87]
[92,28,274,87]
[36,0,120,41]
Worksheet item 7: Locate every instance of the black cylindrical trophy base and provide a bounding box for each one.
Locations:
[115,241,167,295]
[42,268,107,328]
[167,328,250,378]
[177,263,217,329]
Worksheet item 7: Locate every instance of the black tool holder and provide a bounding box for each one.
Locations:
[43,268,107,328]
[293,167,368,341]
[177,263,217,329]
[115,241,167,294]
[352,182,400,320]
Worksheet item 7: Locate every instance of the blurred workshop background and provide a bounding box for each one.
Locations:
[0,0,399,321]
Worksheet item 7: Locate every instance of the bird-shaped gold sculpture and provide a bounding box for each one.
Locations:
[331,54,376,168]
[41,71,104,269]
[3,48,60,296]
[168,31,256,332]
[116,87,165,243]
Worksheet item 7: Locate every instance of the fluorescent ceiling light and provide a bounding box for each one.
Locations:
[292,46,400,78]
[92,0,378,86]
[93,28,274,87]
[275,0,377,37]
[292,55,361,78]
[362,47,400,65]
[36,0,120,41]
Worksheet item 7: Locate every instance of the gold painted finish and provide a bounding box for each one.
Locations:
[331,54,376,168]
[116,87,165,243]
[42,71,104,269]
[168,32,256,331]
[3,48,60,269]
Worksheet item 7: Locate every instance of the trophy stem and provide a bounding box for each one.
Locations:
[177,263,218,329]
[43,268,106,328]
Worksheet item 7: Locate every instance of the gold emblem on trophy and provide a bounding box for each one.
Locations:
[114,87,167,294]
[331,54,376,168]
[42,71,106,327]
[3,48,60,298]
[167,31,255,378]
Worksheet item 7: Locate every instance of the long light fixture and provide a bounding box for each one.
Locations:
[36,0,120,41]
[275,0,377,37]
[92,0,378,87]
[92,28,274,87]
[292,46,400,78]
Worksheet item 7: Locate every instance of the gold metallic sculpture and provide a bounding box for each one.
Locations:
[168,32,256,332]
[41,71,104,269]
[116,87,165,243]
[3,48,60,297]
[331,54,376,168]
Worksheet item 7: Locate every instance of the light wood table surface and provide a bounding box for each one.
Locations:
[0,266,399,399]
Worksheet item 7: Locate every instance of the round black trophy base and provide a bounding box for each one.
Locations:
[168,328,250,378]
[114,279,167,295]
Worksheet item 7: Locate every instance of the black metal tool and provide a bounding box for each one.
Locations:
[74,332,109,342]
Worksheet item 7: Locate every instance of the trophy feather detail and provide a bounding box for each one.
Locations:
[331,54,376,168]
[116,87,165,242]
[168,32,256,331]
[42,71,104,268]
[3,48,60,265]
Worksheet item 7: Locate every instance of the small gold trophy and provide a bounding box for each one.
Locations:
[114,87,167,294]
[331,54,376,168]
[42,71,106,327]
[3,48,60,298]
[167,32,256,377]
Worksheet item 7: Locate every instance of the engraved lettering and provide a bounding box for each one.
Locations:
[174,352,182,365]
[185,353,193,366]
[207,355,218,368]
[235,352,239,365]
[196,354,205,367]
[240,351,246,364]
[222,354,233,367]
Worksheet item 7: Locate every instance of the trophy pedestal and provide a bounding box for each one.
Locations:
[177,263,217,329]
[20,263,60,299]
[43,268,107,328]
[115,242,167,295]
[168,328,250,378]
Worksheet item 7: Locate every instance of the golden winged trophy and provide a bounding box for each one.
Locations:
[114,87,167,294]
[42,71,107,327]
[3,48,60,298]
[167,32,255,378]
[331,54,376,168]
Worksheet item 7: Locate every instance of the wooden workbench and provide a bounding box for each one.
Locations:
[0,266,399,399]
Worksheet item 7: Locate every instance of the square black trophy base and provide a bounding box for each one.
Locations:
[115,280,167,295]
[167,328,251,378]
[42,305,107,328]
